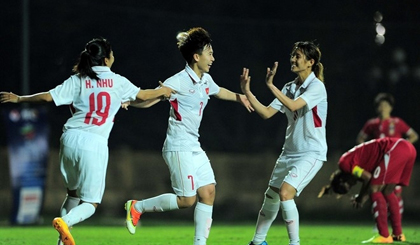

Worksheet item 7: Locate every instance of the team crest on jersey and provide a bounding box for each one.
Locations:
[205,88,209,94]
[189,89,195,94]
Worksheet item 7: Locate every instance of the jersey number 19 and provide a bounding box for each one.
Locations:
[84,92,111,126]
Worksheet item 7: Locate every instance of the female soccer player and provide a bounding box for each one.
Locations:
[356,92,418,237]
[0,37,173,245]
[319,137,416,243]
[239,41,327,245]
[124,27,253,245]
[356,92,418,145]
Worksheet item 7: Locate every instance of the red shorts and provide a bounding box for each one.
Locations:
[371,140,416,186]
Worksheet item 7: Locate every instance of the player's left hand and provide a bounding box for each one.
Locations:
[350,194,364,209]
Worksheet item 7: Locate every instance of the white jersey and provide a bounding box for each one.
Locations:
[269,72,328,160]
[162,65,220,152]
[50,66,140,140]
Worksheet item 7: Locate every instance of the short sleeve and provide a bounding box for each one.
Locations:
[120,77,140,102]
[206,75,220,95]
[49,76,79,106]
[299,81,327,110]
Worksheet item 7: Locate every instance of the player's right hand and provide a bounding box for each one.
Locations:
[0,92,19,103]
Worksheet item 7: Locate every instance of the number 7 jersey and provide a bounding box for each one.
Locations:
[49,66,140,140]
[162,65,220,152]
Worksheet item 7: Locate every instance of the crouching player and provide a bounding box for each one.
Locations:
[319,137,416,243]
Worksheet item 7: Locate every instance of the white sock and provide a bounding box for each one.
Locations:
[194,202,213,245]
[281,200,300,245]
[60,195,80,217]
[253,188,280,244]
[62,203,96,227]
[135,193,179,213]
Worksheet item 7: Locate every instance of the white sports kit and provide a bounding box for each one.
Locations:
[50,66,140,203]
[162,65,220,197]
[269,72,328,195]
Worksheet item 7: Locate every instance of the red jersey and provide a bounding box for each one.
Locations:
[339,138,416,186]
[360,117,411,140]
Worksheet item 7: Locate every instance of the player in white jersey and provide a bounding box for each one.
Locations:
[0,37,173,245]
[240,41,327,245]
[124,27,253,245]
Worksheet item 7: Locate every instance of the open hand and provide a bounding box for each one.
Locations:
[240,68,251,94]
[0,92,19,103]
[266,61,278,86]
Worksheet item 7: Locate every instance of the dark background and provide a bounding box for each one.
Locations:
[1,0,420,227]
[1,0,420,156]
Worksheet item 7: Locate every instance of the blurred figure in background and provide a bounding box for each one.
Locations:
[356,92,418,232]
[319,137,416,243]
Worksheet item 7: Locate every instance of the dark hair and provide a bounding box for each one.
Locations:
[374,92,395,108]
[176,27,212,64]
[330,171,354,194]
[292,41,324,82]
[73,37,112,80]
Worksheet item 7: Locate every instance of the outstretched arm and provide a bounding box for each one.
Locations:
[265,62,307,112]
[214,87,254,113]
[240,68,277,119]
[121,98,161,110]
[0,91,53,103]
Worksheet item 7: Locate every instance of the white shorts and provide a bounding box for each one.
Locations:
[162,151,216,197]
[59,129,108,203]
[269,154,323,196]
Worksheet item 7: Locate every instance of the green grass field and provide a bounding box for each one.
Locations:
[0,222,419,245]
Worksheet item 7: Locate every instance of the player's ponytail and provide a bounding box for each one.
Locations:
[293,41,324,83]
[73,37,112,80]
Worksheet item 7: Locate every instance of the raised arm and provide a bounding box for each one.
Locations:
[240,68,277,119]
[214,87,254,112]
[0,91,53,103]
[265,62,307,112]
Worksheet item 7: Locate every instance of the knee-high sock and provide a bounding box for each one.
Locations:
[384,192,402,236]
[371,192,389,237]
[62,203,96,227]
[281,200,300,245]
[194,202,213,245]
[60,195,80,217]
[135,193,179,213]
[252,189,280,244]
[394,186,404,217]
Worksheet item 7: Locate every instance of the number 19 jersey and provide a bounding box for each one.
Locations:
[49,66,140,140]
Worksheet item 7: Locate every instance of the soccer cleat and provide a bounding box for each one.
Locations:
[52,218,75,245]
[57,238,63,245]
[248,241,268,245]
[362,234,393,243]
[125,200,142,235]
[392,234,406,242]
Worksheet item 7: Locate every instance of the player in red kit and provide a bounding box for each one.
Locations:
[356,93,418,144]
[356,92,418,235]
[319,137,416,243]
